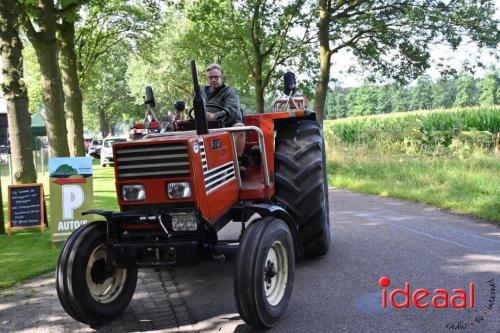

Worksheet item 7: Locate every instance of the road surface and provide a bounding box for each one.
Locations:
[172,188,500,333]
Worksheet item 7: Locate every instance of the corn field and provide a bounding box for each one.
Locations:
[324,106,500,156]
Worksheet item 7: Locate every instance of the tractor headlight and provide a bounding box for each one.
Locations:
[167,182,192,199]
[122,184,145,201]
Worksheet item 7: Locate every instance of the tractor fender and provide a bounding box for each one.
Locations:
[243,203,303,257]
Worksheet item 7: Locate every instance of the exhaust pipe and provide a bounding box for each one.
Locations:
[191,60,209,135]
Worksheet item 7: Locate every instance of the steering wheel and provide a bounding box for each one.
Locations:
[188,104,230,123]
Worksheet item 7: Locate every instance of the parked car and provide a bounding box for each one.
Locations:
[84,138,93,153]
[87,139,102,159]
[100,137,127,167]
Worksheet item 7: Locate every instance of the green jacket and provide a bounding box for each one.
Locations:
[200,84,243,126]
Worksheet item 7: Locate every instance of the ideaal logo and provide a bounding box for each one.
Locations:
[379,276,475,309]
[378,276,496,330]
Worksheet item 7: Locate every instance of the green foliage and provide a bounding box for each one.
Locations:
[83,42,140,132]
[324,106,500,157]
[326,1,499,86]
[348,83,379,116]
[432,78,457,109]
[76,0,161,85]
[126,11,194,111]
[326,87,348,119]
[477,68,499,105]
[410,75,433,110]
[51,164,78,177]
[22,44,43,114]
[326,68,498,119]
[183,0,313,112]
[454,73,480,107]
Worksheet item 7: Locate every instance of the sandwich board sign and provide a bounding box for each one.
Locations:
[49,157,94,243]
[8,183,46,235]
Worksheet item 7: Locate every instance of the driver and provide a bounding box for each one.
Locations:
[200,63,246,158]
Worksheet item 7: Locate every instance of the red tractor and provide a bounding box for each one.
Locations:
[56,61,330,328]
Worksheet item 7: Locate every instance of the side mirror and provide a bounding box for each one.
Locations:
[284,72,296,96]
[144,86,155,108]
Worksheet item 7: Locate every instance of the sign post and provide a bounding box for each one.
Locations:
[8,184,45,235]
[49,157,94,243]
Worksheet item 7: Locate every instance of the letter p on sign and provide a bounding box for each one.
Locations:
[62,185,84,219]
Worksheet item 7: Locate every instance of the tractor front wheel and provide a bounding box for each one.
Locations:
[56,222,137,326]
[234,216,295,328]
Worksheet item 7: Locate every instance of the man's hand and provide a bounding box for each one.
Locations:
[206,112,216,120]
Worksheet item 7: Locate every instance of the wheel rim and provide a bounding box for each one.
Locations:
[264,240,288,306]
[85,244,126,304]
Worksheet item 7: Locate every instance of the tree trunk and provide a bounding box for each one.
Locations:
[22,0,70,157]
[99,109,110,138]
[0,0,37,185]
[254,53,265,114]
[313,0,332,125]
[59,19,85,156]
[255,80,265,114]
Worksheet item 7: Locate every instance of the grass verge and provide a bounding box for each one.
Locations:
[0,160,118,290]
[327,149,500,222]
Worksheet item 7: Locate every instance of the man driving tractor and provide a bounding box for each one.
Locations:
[200,63,246,159]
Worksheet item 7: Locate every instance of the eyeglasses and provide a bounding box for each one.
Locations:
[207,75,221,80]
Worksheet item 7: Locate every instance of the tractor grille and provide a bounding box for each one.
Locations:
[115,143,190,179]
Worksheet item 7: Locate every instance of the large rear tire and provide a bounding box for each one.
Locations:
[234,216,295,328]
[56,222,137,326]
[274,120,330,257]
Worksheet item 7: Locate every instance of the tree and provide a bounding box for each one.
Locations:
[83,42,140,137]
[477,67,499,105]
[57,0,159,155]
[186,0,312,114]
[19,0,72,157]
[454,73,479,107]
[326,87,348,119]
[391,85,411,113]
[60,10,85,156]
[77,0,161,133]
[410,75,433,110]
[126,12,194,109]
[348,83,378,116]
[376,85,392,114]
[432,77,457,109]
[0,0,37,190]
[314,0,500,124]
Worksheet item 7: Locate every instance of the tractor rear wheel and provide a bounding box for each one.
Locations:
[274,120,330,257]
[234,216,295,328]
[56,222,137,326]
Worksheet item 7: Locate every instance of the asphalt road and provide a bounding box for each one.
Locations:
[172,188,500,333]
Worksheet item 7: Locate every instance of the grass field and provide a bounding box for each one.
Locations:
[0,159,118,290]
[327,148,500,221]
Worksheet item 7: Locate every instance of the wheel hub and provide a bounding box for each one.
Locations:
[264,240,288,306]
[90,258,109,284]
[265,260,277,288]
[86,244,127,304]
